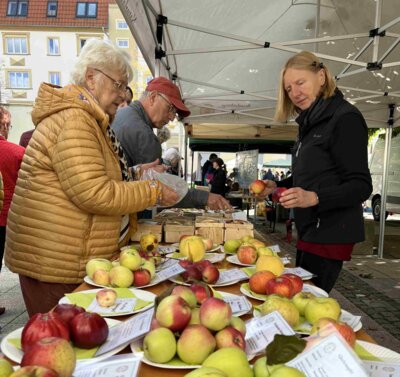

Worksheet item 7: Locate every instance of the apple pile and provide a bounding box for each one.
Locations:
[143,287,249,369]
[178,259,220,284]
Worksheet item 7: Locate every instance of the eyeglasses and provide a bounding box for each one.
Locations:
[158,93,177,116]
[93,68,127,92]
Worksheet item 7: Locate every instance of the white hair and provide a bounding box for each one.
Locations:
[157,126,171,144]
[70,38,133,87]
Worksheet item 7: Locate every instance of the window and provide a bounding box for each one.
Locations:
[47,1,57,17]
[5,35,29,54]
[7,0,28,16]
[48,37,60,55]
[116,39,129,48]
[116,20,128,29]
[76,2,97,18]
[8,71,30,88]
[76,34,102,54]
[49,72,61,86]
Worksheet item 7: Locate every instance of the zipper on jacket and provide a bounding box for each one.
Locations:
[296,141,302,157]
[316,217,320,229]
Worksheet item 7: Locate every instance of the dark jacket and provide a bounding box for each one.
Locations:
[279,91,372,245]
[211,169,227,196]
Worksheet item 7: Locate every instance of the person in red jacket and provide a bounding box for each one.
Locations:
[0,107,25,315]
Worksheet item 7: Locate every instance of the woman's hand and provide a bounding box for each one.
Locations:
[159,183,179,207]
[206,193,232,210]
[279,187,319,208]
[250,180,277,198]
[141,159,167,174]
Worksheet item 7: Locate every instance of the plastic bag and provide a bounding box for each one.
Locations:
[141,168,188,207]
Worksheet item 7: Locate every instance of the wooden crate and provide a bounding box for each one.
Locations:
[164,218,195,243]
[195,217,225,245]
[224,220,254,241]
[131,220,163,242]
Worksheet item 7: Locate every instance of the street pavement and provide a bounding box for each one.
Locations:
[0,216,399,355]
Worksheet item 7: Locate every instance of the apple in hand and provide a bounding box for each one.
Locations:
[177,324,216,364]
[201,265,220,284]
[133,268,151,287]
[9,366,59,377]
[143,327,177,363]
[237,245,257,264]
[190,282,213,305]
[155,295,192,332]
[265,276,295,298]
[171,285,197,308]
[70,312,109,349]
[249,270,276,294]
[292,291,316,316]
[281,273,303,294]
[272,187,287,203]
[250,180,266,194]
[200,297,232,331]
[21,337,76,377]
[215,326,245,350]
[96,288,117,307]
[311,318,356,348]
[304,297,341,325]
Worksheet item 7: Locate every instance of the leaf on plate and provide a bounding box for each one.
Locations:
[265,334,307,365]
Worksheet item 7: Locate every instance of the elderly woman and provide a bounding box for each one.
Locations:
[257,51,372,292]
[5,39,177,316]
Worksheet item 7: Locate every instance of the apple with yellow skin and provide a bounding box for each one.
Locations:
[237,245,257,264]
[257,247,275,257]
[184,368,227,377]
[177,324,216,364]
[230,316,246,337]
[255,255,284,276]
[223,239,241,254]
[241,235,252,243]
[92,269,110,286]
[9,366,58,377]
[311,318,356,347]
[156,295,192,332]
[140,233,159,253]
[250,180,266,194]
[0,359,14,377]
[120,249,142,271]
[143,327,177,363]
[304,297,341,325]
[200,297,232,331]
[85,258,112,279]
[96,288,117,307]
[202,238,214,251]
[109,265,134,288]
[141,259,156,278]
[248,239,266,249]
[172,285,197,308]
[292,291,316,316]
[180,236,206,262]
[260,295,300,328]
[253,356,282,377]
[189,307,201,325]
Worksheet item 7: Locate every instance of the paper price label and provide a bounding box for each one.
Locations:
[244,311,295,354]
[284,267,314,279]
[95,308,154,356]
[232,211,247,221]
[287,333,368,377]
[340,311,362,329]
[217,268,248,284]
[206,253,225,264]
[268,244,281,253]
[87,298,137,314]
[363,360,400,377]
[156,261,185,282]
[223,295,252,315]
[75,354,142,377]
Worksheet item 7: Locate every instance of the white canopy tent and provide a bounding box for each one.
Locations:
[116,0,400,257]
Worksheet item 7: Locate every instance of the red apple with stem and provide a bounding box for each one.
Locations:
[272,187,288,203]
[281,273,304,294]
[215,326,245,350]
[265,276,295,298]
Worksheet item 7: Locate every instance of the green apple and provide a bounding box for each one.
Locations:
[257,247,275,257]
[292,292,316,316]
[223,239,241,253]
[203,347,253,377]
[269,366,305,376]
[143,327,177,363]
[141,260,156,278]
[184,367,227,377]
[109,265,134,288]
[230,316,246,336]
[253,356,282,377]
[304,297,341,325]
[120,249,142,271]
[189,307,201,325]
[0,359,14,377]
[260,295,300,328]
[177,324,216,364]
[85,258,112,279]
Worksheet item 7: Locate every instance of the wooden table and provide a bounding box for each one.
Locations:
[75,255,377,377]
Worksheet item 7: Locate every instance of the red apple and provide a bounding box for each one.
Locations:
[21,312,70,353]
[237,245,257,265]
[171,285,197,308]
[133,269,151,287]
[179,259,193,269]
[70,312,109,349]
[281,273,303,294]
[52,303,86,330]
[215,325,245,350]
[96,288,118,307]
[249,270,276,294]
[190,282,214,305]
[265,276,295,298]
[250,180,266,194]
[201,265,220,284]
[21,337,76,377]
[272,187,287,203]
[199,297,232,331]
[311,318,356,348]
[194,259,213,273]
[181,265,202,282]
[9,366,59,377]
[155,295,192,332]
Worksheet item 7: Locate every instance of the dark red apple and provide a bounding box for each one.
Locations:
[281,273,303,294]
[194,259,213,273]
[179,259,193,269]
[272,187,287,203]
[265,276,295,298]
[201,265,220,284]
[70,312,109,349]
[52,303,86,330]
[181,265,202,282]
[133,269,151,287]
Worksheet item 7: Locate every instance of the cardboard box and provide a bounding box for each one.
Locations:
[131,220,163,242]
[164,217,195,243]
[224,220,254,241]
[195,217,225,245]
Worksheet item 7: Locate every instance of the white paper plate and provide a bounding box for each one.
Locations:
[0,318,123,365]
[59,287,156,317]
[227,254,289,267]
[172,243,221,253]
[83,274,162,290]
[357,340,400,362]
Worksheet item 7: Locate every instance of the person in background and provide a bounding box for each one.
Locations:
[163,147,182,176]
[112,78,230,210]
[280,171,285,180]
[118,86,133,109]
[256,51,372,293]
[263,168,274,180]
[202,153,217,186]
[210,158,227,197]
[5,39,178,316]
[157,125,171,145]
[274,171,280,181]
[19,129,35,148]
[0,106,25,317]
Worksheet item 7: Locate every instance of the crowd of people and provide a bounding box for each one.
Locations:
[0,41,372,317]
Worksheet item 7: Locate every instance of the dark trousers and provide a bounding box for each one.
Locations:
[0,226,5,272]
[296,249,343,293]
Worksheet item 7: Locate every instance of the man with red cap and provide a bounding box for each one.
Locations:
[112,76,230,210]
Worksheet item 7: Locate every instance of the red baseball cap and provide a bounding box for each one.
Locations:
[146,77,191,118]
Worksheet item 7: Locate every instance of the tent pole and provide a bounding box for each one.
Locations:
[184,125,188,181]
[191,151,194,187]
[314,0,320,53]
[372,0,383,62]
[378,104,395,259]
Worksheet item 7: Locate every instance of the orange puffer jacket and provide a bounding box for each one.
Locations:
[5,83,160,283]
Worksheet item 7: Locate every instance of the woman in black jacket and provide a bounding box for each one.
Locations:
[256,51,372,292]
[210,158,227,197]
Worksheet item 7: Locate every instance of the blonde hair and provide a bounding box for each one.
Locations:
[70,39,133,87]
[274,51,336,122]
